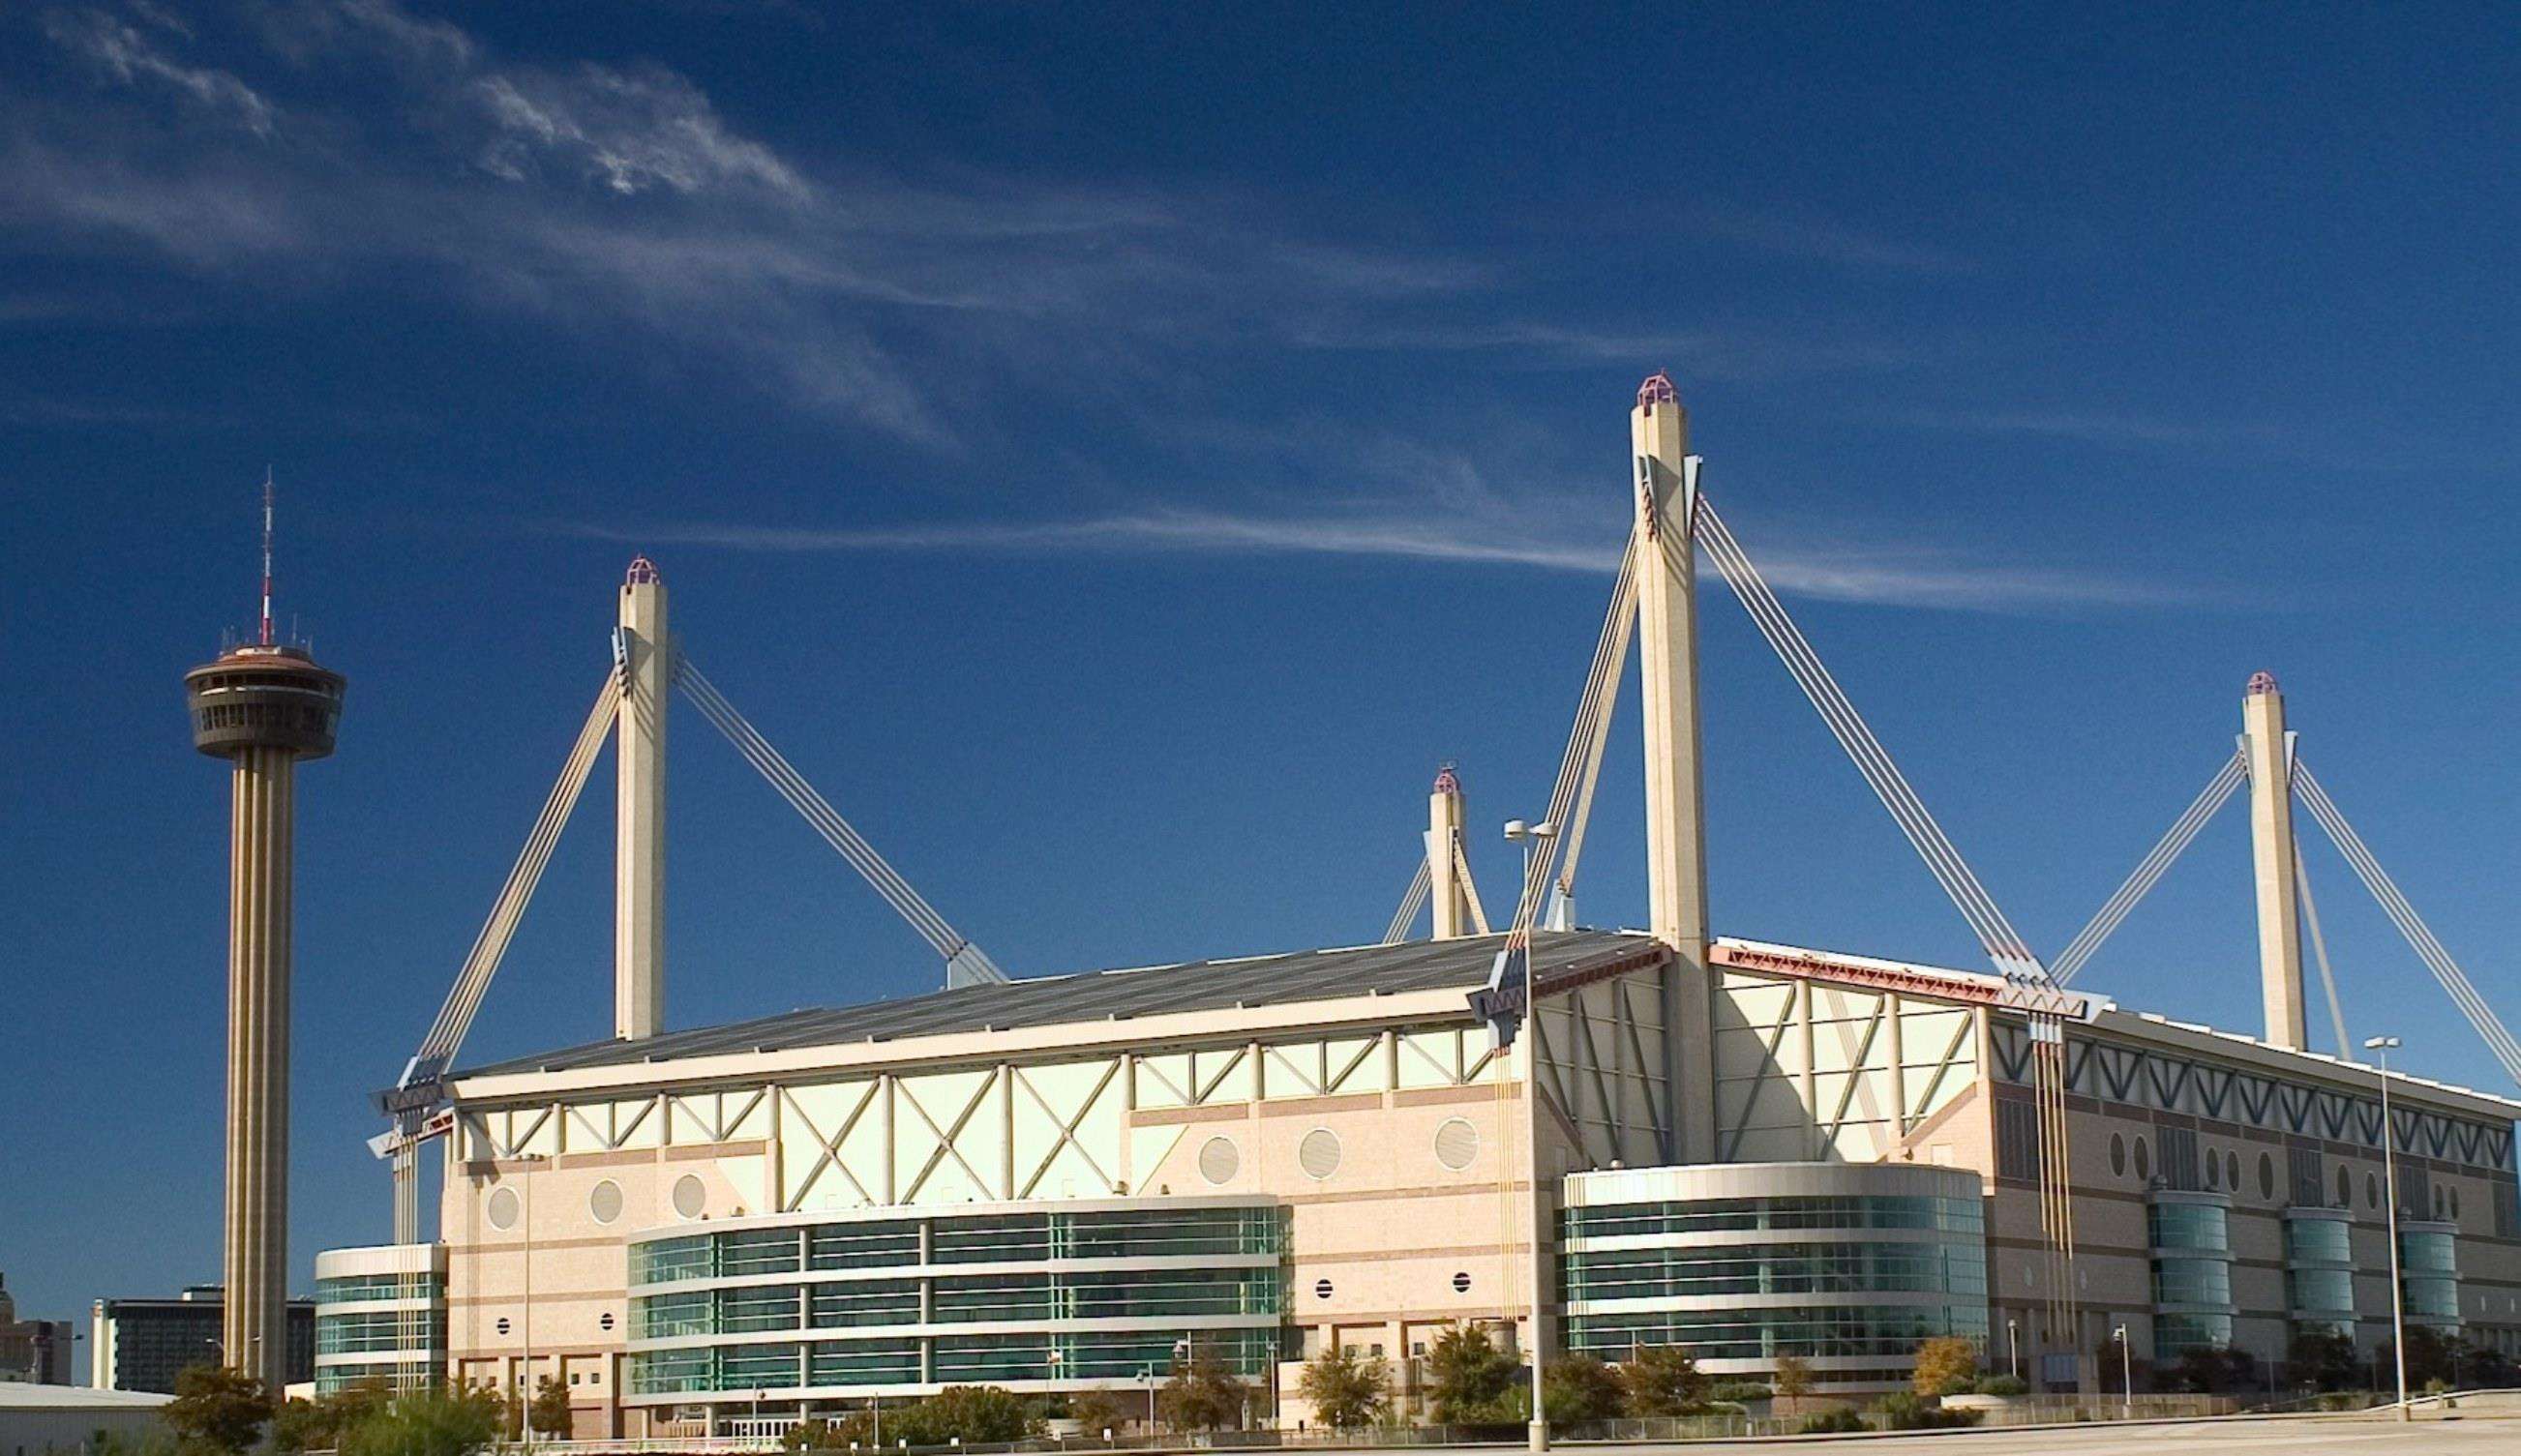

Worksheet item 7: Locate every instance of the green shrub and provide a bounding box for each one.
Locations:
[1875,1391,1982,1430]
[1797,1408,1867,1434]
[1972,1374,2028,1396]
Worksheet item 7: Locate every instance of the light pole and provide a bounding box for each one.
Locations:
[1502,821,1558,910]
[1502,817,1558,1455]
[2006,1319,2019,1382]
[2365,1035,2410,1422]
[2111,1326,2130,1417]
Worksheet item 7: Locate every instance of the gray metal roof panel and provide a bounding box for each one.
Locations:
[457,930,1659,1080]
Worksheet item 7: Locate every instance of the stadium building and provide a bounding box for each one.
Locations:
[325,379,2521,1439]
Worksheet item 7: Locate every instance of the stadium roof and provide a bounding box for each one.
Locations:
[459,929,1661,1079]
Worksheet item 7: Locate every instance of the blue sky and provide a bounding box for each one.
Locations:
[3,3,2515,1327]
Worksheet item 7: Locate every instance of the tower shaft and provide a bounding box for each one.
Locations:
[1633,376,1716,1162]
[222,744,294,1395]
[1429,770,1471,940]
[2242,677,2307,1050]
[615,565,668,1040]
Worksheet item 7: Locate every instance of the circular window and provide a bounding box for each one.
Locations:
[2337,1167,2352,1208]
[2133,1138,2151,1182]
[599,1313,616,1332]
[2433,1188,2446,1219]
[589,1180,624,1226]
[2367,1173,2380,1209]
[2258,1153,2275,1201]
[495,1317,512,1335]
[2228,1151,2241,1192]
[487,1186,521,1231]
[672,1174,706,1220]
[1313,1279,1334,1300]
[1435,1118,1480,1171]
[2205,1155,2219,1191]
[1451,1272,1471,1294]
[2110,1134,2126,1177]
[1197,1136,1240,1186]
[1299,1128,1343,1181]
[2449,1189,2461,1220]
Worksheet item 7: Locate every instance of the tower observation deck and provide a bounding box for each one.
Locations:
[182,496,345,1395]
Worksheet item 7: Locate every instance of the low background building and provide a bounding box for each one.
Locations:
[0,1385,171,1454]
[90,1288,314,1394]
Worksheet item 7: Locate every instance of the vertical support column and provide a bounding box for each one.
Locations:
[2241,671,2307,1051]
[224,745,292,1396]
[615,559,669,1041]
[1429,766,1470,939]
[1632,374,1716,1163]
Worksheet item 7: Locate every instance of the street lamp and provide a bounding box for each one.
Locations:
[2006,1319,2019,1382]
[1502,820,1558,910]
[2111,1326,2131,1417]
[2365,1035,2410,1422]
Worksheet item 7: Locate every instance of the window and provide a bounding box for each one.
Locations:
[2259,1153,2276,1201]
[2135,1138,2152,1182]
[2287,1268,2354,1315]
[2368,1173,2381,1209]
[2158,1126,2201,1191]
[1996,1100,2038,1181]
[2285,1217,2351,1264]
[2147,1203,2230,1254]
[2111,1134,2127,1177]
[2151,1258,2232,1307]
[2154,1312,2233,1356]
[2290,1146,2325,1207]
[2227,1151,2241,1193]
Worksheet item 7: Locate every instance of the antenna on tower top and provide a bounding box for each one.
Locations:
[259,467,276,647]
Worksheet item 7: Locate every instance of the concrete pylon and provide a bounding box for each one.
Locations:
[185,639,345,1396]
[1633,372,1716,1163]
[1429,766,1471,940]
[2241,671,2307,1050]
[615,559,668,1041]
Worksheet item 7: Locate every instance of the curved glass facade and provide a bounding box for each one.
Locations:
[624,1200,1284,1403]
[1560,1165,1988,1389]
[2148,1193,2236,1356]
[313,1245,446,1394]
[2400,1225,2460,1325]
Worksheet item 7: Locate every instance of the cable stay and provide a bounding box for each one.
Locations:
[382,669,623,1123]
[675,658,1008,990]
[2291,761,2521,1087]
[2051,752,2248,986]
[2293,845,2351,1055]
[1689,491,2048,984]
[1452,839,1494,936]
[1546,527,1641,932]
[1382,857,1431,945]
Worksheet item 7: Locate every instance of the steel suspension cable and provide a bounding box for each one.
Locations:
[2051,752,2248,986]
[1548,529,1642,918]
[2293,846,2351,1055]
[2292,763,2521,1084]
[1384,858,1431,944]
[1506,525,1644,949]
[1680,515,2020,962]
[677,660,1009,985]
[415,671,622,1067]
[1691,497,2046,979]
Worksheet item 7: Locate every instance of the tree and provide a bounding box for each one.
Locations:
[883,1386,1041,1446]
[1541,1355,1621,1424]
[2286,1328,2358,1391]
[1159,1341,1250,1432]
[528,1375,574,1438]
[783,1413,874,1450]
[1424,1324,1518,1423]
[1296,1348,1390,1430]
[1909,1336,1977,1398]
[1066,1388,1136,1436]
[271,1381,393,1454]
[339,1388,506,1456]
[1617,1346,1707,1417]
[1771,1354,1815,1400]
[164,1364,275,1456]
[2377,1325,2460,1391]
[2159,1345,2258,1395]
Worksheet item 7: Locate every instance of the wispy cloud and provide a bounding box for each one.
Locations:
[43,6,278,136]
[560,494,2188,613]
[6,1,1492,441]
[1282,317,1933,380]
[1882,406,2285,450]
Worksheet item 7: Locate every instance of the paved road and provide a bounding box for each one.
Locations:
[1590,1411,2517,1455]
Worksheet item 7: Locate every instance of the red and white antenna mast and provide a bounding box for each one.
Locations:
[259,467,276,646]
